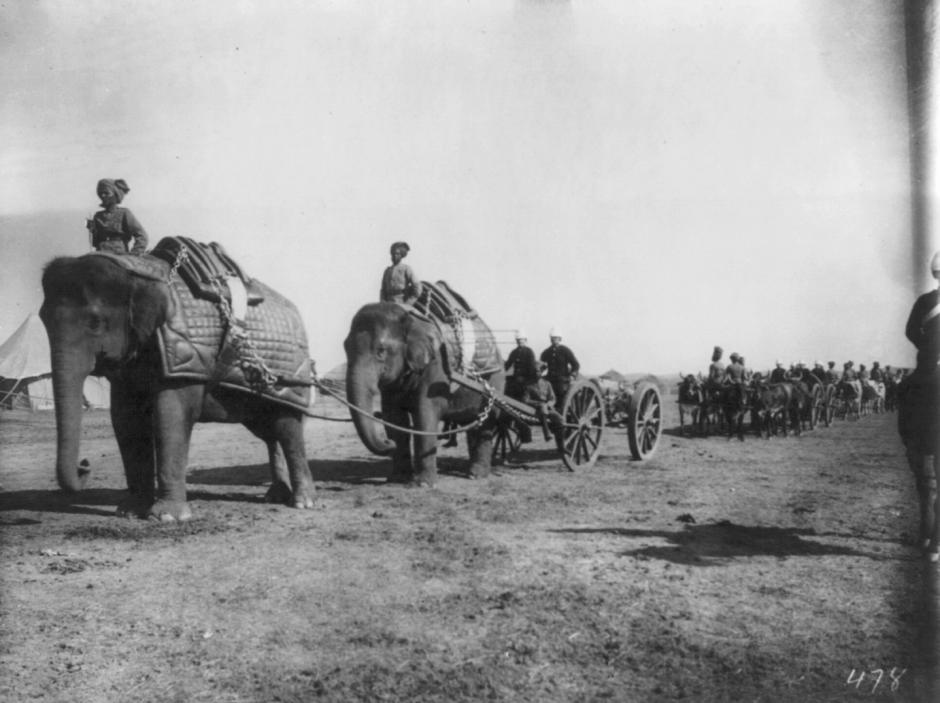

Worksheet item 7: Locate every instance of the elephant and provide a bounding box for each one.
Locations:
[39,251,315,522]
[343,301,505,486]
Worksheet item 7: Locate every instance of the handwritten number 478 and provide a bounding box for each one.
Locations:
[846,668,907,694]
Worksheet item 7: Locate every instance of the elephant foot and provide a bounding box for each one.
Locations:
[116,495,152,520]
[265,481,293,505]
[264,480,314,509]
[387,469,414,485]
[148,500,193,523]
[468,462,492,480]
[291,488,315,510]
[410,471,436,488]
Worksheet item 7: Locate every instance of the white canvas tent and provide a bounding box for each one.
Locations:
[0,313,110,410]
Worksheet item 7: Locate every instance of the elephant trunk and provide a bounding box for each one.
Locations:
[49,346,93,492]
[346,367,396,456]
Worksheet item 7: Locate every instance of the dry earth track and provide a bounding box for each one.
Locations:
[0,402,937,702]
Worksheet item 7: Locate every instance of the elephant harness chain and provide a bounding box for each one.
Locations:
[162,248,277,391]
[208,278,279,391]
[309,312,498,437]
[449,314,543,425]
[447,312,500,425]
[166,246,190,282]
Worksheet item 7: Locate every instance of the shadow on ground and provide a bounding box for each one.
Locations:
[0,488,126,517]
[553,520,907,566]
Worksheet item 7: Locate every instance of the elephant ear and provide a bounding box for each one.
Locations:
[128,277,170,345]
[403,316,439,375]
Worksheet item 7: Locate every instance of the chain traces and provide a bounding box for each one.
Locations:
[209,278,279,392]
[166,247,189,283]
[165,246,280,393]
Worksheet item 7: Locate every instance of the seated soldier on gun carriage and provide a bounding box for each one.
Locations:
[505,329,562,443]
[540,328,580,411]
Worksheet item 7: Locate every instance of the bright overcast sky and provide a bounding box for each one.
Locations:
[0,0,927,376]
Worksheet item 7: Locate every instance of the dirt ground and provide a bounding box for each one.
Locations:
[0,398,937,702]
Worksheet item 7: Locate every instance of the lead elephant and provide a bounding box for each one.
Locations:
[344,301,504,486]
[39,251,315,522]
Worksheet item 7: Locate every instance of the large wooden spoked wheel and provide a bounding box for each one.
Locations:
[491,418,523,466]
[555,378,606,471]
[627,381,662,460]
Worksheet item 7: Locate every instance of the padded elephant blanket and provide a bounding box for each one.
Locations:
[412,281,502,379]
[91,240,312,413]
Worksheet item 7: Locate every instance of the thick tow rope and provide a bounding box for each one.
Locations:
[311,376,497,438]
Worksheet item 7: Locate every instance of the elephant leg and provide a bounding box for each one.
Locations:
[410,400,443,487]
[148,384,201,522]
[273,414,314,509]
[381,401,414,484]
[466,418,496,479]
[245,414,314,509]
[411,430,438,487]
[111,384,156,519]
[263,440,293,505]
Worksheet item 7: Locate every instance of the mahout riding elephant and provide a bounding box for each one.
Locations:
[343,300,505,486]
[39,247,315,522]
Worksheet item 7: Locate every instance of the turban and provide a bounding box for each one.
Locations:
[390,241,410,255]
[97,178,130,204]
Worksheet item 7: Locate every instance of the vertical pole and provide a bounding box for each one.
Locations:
[906,0,940,289]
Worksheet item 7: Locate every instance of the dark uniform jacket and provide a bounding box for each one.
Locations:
[540,344,579,380]
[505,345,538,384]
[90,207,148,254]
[906,288,940,370]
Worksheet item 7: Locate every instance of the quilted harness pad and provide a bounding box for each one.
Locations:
[159,275,312,413]
[86,245,312,413]
[413,281,501,378]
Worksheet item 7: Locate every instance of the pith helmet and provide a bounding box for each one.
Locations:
[515,329,527,340]
[549,328,563,339]
[931,250,940,274]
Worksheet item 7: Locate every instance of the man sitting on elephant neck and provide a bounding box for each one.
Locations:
[380,241,423,305]
[87,178,149,255]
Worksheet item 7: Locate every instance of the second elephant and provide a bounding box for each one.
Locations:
[344,301,505,486]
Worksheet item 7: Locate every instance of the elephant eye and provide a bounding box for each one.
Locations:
[375,345,388,359]
[88,313,104,333]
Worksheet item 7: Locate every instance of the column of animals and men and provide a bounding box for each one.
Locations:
[669,347,905,439]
